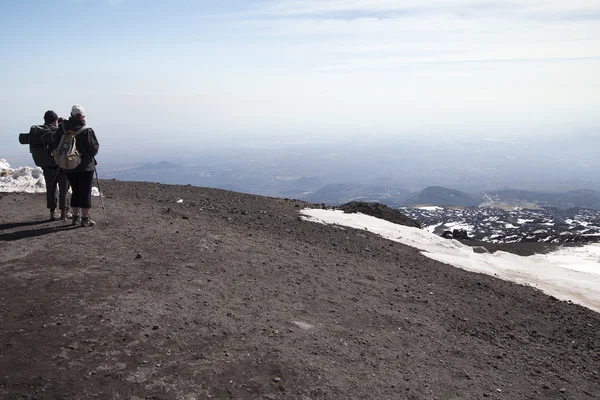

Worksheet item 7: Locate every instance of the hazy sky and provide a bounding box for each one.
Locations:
[1,0,600,163]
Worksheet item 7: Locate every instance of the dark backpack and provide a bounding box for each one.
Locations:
[28,125,56,167]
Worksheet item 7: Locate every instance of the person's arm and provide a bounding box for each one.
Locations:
[87,128,99,157]
[52,125,63,151]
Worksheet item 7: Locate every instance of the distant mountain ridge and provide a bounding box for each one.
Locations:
[478,188,600,210]
[401,186,480,207]
[103,160,600,211]
[304,183,411,206]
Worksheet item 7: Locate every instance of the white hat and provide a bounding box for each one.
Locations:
[71,104,86,118]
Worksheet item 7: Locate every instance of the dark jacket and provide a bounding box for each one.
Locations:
[52,117,99,172]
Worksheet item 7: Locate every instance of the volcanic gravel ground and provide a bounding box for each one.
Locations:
[0,181,599,400]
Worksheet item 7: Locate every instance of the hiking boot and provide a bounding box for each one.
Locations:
[50,209,58,221]
[81,217,95,227]
[72,214,81,226]
[60,209,67,221]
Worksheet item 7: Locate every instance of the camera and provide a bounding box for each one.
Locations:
[19,132,30,144]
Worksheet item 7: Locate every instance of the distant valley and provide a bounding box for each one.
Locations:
[104,160,600,211]
[100,133,600,210]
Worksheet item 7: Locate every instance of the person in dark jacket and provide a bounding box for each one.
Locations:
[52,104,100,227]
[37,110,70,221]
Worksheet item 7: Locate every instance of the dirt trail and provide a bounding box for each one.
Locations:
[0,181,599,399]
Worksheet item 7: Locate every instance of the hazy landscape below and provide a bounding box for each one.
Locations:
[7,128,599,208]
[90,131,600,206]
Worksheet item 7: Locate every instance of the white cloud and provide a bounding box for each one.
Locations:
[258,0,600,18]
[237,0,600,73]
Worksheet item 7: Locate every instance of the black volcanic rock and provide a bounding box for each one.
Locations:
[403,186,480,207]
[402,205,600,245]
[338,201,421,228]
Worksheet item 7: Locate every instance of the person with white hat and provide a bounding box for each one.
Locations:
[52,104,100,227]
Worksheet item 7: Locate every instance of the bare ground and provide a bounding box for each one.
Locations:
[0,180,599,400]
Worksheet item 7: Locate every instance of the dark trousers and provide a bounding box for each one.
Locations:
[66,171,94,209]
[42,167,69,211]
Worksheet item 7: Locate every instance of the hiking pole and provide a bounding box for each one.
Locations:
[52,167,62,182]
[94,166,109,225]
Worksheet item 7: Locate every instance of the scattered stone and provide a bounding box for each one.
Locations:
[472,246,490,254]
[291,321,314,330]
[135,253,142,259]
[453,229,470,240]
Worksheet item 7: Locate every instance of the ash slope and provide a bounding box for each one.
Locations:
[0,181,599,400]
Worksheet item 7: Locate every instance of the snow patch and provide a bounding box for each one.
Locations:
[443,221,474,233]
[0,161,46,193]
[1,158,102,197]
[424,222,443,233]
[301,208,600,314]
